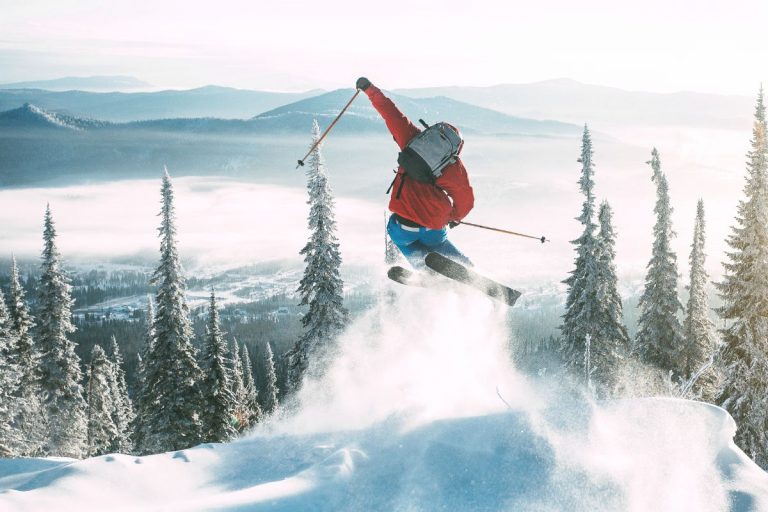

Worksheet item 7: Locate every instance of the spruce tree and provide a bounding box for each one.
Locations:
[634,149,685,377]
[7,256,44,456]
[240,344,263,429]
[108,336,135,453]
[132,298,155,453]
[8,256,36,385]
[682,200,718,398]
[36,205,87,458]
[287,120,348,390]
[262,342,279,416]
[560,125,601,375]
[138,298,155,382]
[385,212,400,265]
[199,290,237,442]
[85,345,119,457]
[591,201,630,393]
[0,288,22,456]
[229,339,247,431]
[140,169,204,454]
[716,89,768,467]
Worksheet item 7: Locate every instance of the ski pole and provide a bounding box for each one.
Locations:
[458,221,549,243]
[296,89,361,168]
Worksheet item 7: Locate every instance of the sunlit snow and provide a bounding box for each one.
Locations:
[1,289,766,511]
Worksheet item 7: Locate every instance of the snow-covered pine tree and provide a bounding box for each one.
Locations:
[240,344,263,429]
[560,125,601,376]
[199,290,237,443]
[584,334,594,396]
[286,120,349,391]
[108,336,135,453]
[591,201,630,394]
[131,298,155,453]
[262,342,279,416]
[7,256,44,456]
[716,89,768,467]
[140,169,204,454]
[36,205,87,458]
[229,339,247,431]
[0,288,22,456]
[85,345,119,457]
[385,212,399,265]
[137,297,155,385]
[682,200,718,399]
[634,149,685,378]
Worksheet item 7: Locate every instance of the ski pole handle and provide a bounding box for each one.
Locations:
[458,221,549,243]
[296,89,361,168]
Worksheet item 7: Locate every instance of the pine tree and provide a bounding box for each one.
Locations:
[0,288,22,456]
[560,125,601,375]
[132,298,155,453]
[85,345,119,457]
[385,212,399,265]
[139,169,204,454]
[262,342,279,416]
[7,256,44,456]
[36,205,87,458]
[199,290,237,442]
[682,200,718,399]
[590,201,630,393]
[108,336,135,453]
[240,344,263,429]
[229,339,247,431]
[716,89,768,467]
[286,120,349,390]
[634,149,685,378]
[8,256,36,383]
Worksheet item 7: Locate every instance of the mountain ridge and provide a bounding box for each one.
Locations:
[0,92,582,137]
[0,87,322,122]
[0,103,109,130]
[394,80,753,129]
[1,78,756,129]
[0,75,152,92]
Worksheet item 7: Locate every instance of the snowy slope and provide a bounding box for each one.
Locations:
[2,286,767,511]
[1,399,765,511]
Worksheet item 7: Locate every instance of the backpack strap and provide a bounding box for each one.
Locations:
[385,169,409,199]
[385,169,398,194]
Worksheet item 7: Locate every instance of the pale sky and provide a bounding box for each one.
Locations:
[0,0,766,94]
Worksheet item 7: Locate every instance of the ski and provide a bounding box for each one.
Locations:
[424,252,521,307]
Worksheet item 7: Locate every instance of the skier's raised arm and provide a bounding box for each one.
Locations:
[357,77,419,150]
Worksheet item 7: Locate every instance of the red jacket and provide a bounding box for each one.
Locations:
[364,85,474,230]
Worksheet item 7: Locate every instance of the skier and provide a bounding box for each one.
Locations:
[356,76,474,269]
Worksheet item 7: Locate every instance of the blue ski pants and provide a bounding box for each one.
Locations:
[387,214,472,269]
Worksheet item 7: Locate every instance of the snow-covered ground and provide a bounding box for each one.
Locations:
[2,399,765,512]
[2,287,767,511]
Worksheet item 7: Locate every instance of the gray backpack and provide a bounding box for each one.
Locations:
[397,119,463,184]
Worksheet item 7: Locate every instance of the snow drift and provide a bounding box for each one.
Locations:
[2,281,768,511]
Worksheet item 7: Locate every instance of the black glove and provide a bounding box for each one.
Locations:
[356,77,372,91]
[449,221,460,229]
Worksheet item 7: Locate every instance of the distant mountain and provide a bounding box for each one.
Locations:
[394,78,754,130]
[254,88,581,136]
[1,79,754,131]
[0,86,323,122]
[0,93,582,189]
[0,75,151,92]
[0,91,581,137]
[0,103,109,131]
